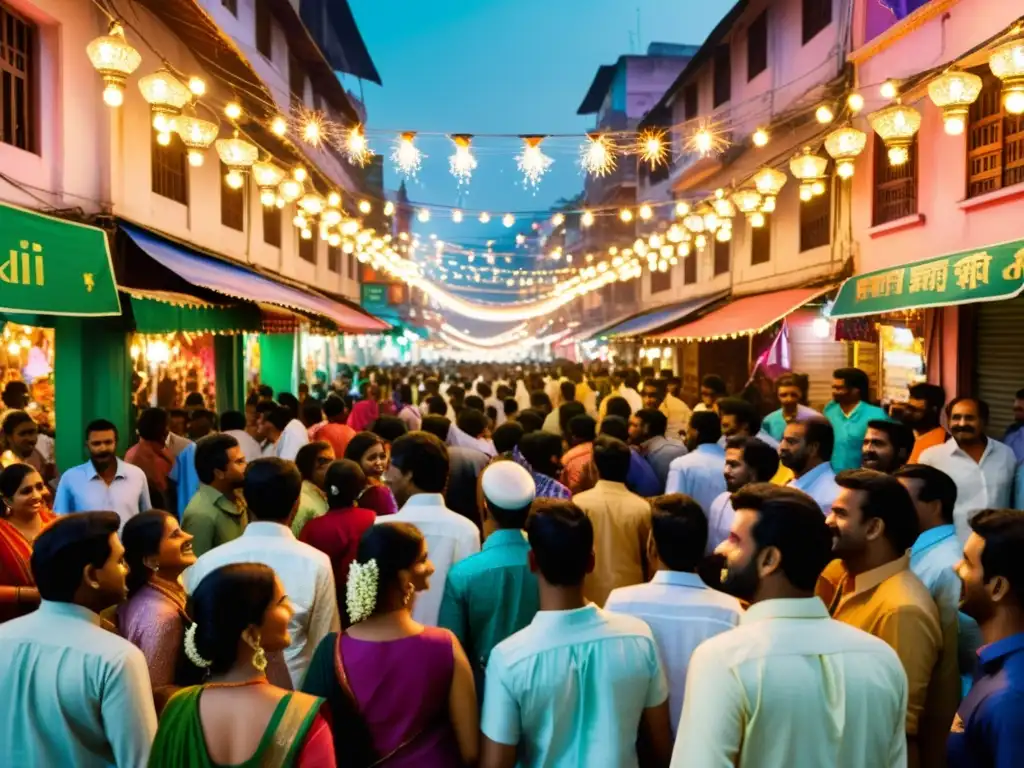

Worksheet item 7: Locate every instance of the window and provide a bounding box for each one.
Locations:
[152,132,188,205]
[684,252,697,284]
[220,163,244,231]
[255,0,272,59]
[221,0,237,17]
[713,45,731,107]
[263,205,281,247]
[751,216,771,265]
[298,232,316,263]
[713,237,730,275]
[289,54,306,108]
[348,252,356,280]
[327,244,341,273]
[802,0,832,44]
[800,174,831,251]
[683,83,699,120]
[0,3,35,153]
[872,134,917,226]
[650,267,671,294]
[747,11,768,81]
[967,72,1024,198]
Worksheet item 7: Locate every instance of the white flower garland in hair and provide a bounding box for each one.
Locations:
[346,559,379,624]
[184,623,212,668]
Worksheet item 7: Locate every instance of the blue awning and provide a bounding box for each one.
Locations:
[121,223,388,332]
[593,293,726,340]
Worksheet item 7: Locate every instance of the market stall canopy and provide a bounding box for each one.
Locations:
[593,293,727,341]
[829,240,1024,318]
[123,289,263,335]
[651,286,833,342]
[0,203,120,317]
[556,306,653,348]
[120,224,389,333]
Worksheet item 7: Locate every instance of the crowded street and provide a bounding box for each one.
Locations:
[3,0,1024,766]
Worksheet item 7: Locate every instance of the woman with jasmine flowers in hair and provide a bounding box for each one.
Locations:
[148,563,335,767]
[303,522,479,767]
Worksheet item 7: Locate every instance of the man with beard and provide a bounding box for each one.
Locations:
[824,367,888,472]
[861,419,915,474]
[717,396,780,449]
[673,483,907,767]
[706,436,779,554]
[53,419,152,529]
[182,434,249,557]
[950,509,1024,766]
[816,469,958,768]
[642,378,692,441]
[629,408,687,489]
[904,383,948,463]
[919,397,1017,544]
[1003,388,1024,462]
[666,411,726,513]
[762,373,818,443]
[780,418,839,515]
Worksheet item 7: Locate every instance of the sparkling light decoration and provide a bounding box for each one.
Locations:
[687,119,726,157]
[502,213,515,228]
[989,37,1024,115]
[187,77,206,97]
[683,213,705,234]
[224,102,242,120]
[695,233,708,249]
[619,208,634,223]
[516,136,554,188]
[301,112,326,147]
[752,128,769,147]
[293,167,308,183]
[847,93,865,113]
[580,133,615,177]
[880,81,898,100]
[345,125,373,166]
[176,115,219,168]
[815,104,835,124]
[869,102,922,166]
[327,191,342,208]
[928,70,983,135]
[713,197,736,219]
[270,116,288,136]
[298,193,326,216]
[86,23,142,108]
[358,200,372,215]
[674,201,690,217]
[552,213,565,226]
[322,207,343,227]
[138,69,190,132]
[638,129,667,168]
[581,210,595,227]
[639,204,653,221]
[449,135,477,184]
[731,189,762,215]
[278,177,303,203]
[824,126,867,179]
[392,132,424,178]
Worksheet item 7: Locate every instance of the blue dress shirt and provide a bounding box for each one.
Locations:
[1005,425,1024,464]
[762,404,821,442]
[665,443,727,513]
[948,632,1024,768]
[167,441,199,520]
[627,450,662,497]
[788,461,839,515]
[53,458,152,528]
[823,400,888,473]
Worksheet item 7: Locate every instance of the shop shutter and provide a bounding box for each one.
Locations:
[789,310,852,411]
[975,296,1024,436]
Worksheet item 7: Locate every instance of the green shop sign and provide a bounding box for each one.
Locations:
[830,239,1024,318]
[0,202,121,317]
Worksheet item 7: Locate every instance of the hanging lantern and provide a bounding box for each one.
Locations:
[789,147,828,194]
[683,213,705,234]
[731,189,762,215]
[927,70,983,135]
[869,102,922,166]
[988,37,1024,115]
[252,160,286,206]
[138,69,191,133]
[278,176,303,203]
[86,22,142,107]
[698,206,720,233]
[712,197,736,219]
[750,211,766,228]
[215,135,258,168]
[176,115,219,168]
[753,166,787,212]
[824,126,867,179]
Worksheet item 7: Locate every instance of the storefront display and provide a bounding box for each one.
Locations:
[131,332,216,409]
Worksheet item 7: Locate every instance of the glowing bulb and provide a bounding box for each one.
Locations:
[812,317,832,339]
[260,189,276,206]
[358,200,372,215]
[187,149,204,167]
[293,167,307,182]
[156,130,171,146]
[848,93,865,112]
[638,130,667,168]
[328,233,341,248]
[815,104,834,124]
[552,213,565,227]
[677,242,691,257]
[324,191,340,208]
[103,84,124,107]
[836,161,855,179]
[761,196,777,213]
[750,211,766,228]
[799,184,813,202]
[1005,89,1024,116]
[619,208,634,223]
[639,204,653,221]
[417,209,431,223]
[275,197,284,209]
[581,210,595,227]
[695,234,708,249]
[293,214,307,229]
[270,116,288,136]
[392,132,424,178]
[811,180,826,196]
[302,115,324,147]
[345,125,372,166]
[225,102,242,120]
[449,135,477,184]
[384,201,395,216]
[153,112,173,133]
[694,129,714,155]
[502,213,515,228]
[478,212,490,223]
[881,81,898,100]
[188,76,206,96]
[450,210,463,223]
[225,169,244,189]
[675,201,690,217]
[751,128,769,147]
[301,228,312,240]
[649,234,663,249]
[888,146,909,166]
[580,133,615,176]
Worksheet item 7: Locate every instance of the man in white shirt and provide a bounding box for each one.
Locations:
[706,436,779,554]
[780,418,840,515]
[919,397,1017,544]
[643,378,692,441]
[673,483,908,768]
[606,494,741,734]
[220,410,263,462]
[666,411,726,512]
[383,432,480,626]
[255,402,309,462]
[183,458,339,688]
[614,369,644,414]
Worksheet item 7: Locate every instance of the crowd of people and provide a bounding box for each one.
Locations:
[1,362,1024,766]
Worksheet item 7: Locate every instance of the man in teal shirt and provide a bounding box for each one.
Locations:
[823,367,887,472]
[439,460,539,692]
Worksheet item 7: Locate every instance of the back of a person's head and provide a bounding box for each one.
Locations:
[493,421,525,454]
[295,441,331,483]
[352,522,425,619]
[420,414,452,442]
[604,395,631,420]
[567,413,596,443]
[371,415,408,444]
[301,400,324,428]
[264,404,291,432]
[526,500,593,586]
[195,433,239,485]
[637,407,667,437]
[503,398,519,418]
[893,464,958,524]
[457,407,489,439]
[136,408,169,442]
[184,392,205,408]
[278,392,300,418]
[599,414,629,443]
[835,469,919,553]
[592,435,632,483]
[476,382,493,399]
[690,410,722,445]
[559,380,577,402]
[515,408,545,434]
[425,394,447,415]
[257,384,274,399]
[243,458,302,522]
[969,509,1024,607]
[464,395,485,413]
[325,459,367,509]
[519,431,562,474]
[650,494,708,571]
[219,410,247,432]
[529,390,552,411]
[32,512,121,602]
[558,400,586,430]
[702,374,727,396]
[323,395,347,420]
[186,563,276,675]
[718,397,760,435]
[390,432,449,493]
[729,483,833,591]
[803,417,835,461]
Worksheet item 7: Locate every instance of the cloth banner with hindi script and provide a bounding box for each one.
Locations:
[0,203,121,317]
[829,240,1024,318]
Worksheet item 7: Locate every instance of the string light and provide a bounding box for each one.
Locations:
[187,77,206,96]
[619,208,633,223]
[687,119,726,156]
[225,169,244,189]
[815,104,835,124]
[156,131,171,146]
[270,116,288,136]
[358,200,372,214]
[581,210,595,227]
[417,209,431,223]
[384,201,395,216]
[345,125,373,166]
[502,213,515,228]
[638,204,653,221]
[516,136,554,188]
[638,129,667,168]
[847,93,865,113]
[478,212,491,223]
[392,132,424,178]
[552,213,565,226]
[451,210,463,223]
[293,167,307,182]
[580,133,615,177]
[449,135,477,184]
[675,201,690,217]
[752,128,769,147]
[881,80,898,100]
[224,102,242,120]
[301,112,326,147]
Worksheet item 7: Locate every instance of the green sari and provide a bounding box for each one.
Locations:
[148,686,323,768]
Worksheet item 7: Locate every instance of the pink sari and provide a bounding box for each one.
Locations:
[347,400,380,432]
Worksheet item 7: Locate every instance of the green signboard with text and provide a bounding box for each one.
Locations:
[0,203,121,317]
[830,239,1024,318]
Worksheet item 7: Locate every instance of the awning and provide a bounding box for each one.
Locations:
[829,239,1024,318]
[593,293,726,341]
[556,307,644,347]
[125,291,263,335]
[652,286,833,341]
[120,223,388,333]
[0,202,120,317]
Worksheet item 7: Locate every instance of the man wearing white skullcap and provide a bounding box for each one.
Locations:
[438,460,540,692]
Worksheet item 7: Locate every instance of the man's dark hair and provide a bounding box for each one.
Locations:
[835,469,919,553]
[448,385,466,404]
[323,395,347,420]
[969,509,1024,606]
[390,432,449,494]
[464,395,485,413]
[295,441,331,483]
[184,392,205,408]
[476,382,493,399]
[833,367,871,400]
[420,415,451,442]
[775,373,806,395]
[530,390,553,412]
[907,383,946,413]
[190,409,218,429]
[592,436,632,483]
[718,397,761,435]
[278,393,300,419]
[519,431,563,478]
[31,512,121,602]
[255,400,278,417]
[701,374,727,396]
[802,418,835,461]
[515,409,545,434]
[504,398,519,418]
[650,494,708,572]
[425,394,448,415]
[1,380,28,408]
[169,408,189,422]
[371,415,408,444]
[493,422,525,454]
[866,419,915,465]
[599,415,629,443]
[243,458,302,522]
[457,408,489,439]
[636,408,667,438]
[1017,388,1024,400]
[1,410,33,437]
[136,408,169,442]
[567,413,596,443]
[195,434,240,485]
[730,483,833,590]
[257,384,274,399]
[526,500,593,587]
[725,436,779,483]
[946,396,990,423]
[558,401,586,435]
[690,411,722,445]
[302,400,324,428]
[604,395,631,421]
[85,418,119,442]
[559,381,577,403]
[261,405,290,432]
[219,410,247,432]
[893,464,958,524]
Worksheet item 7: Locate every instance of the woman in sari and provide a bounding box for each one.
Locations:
[118,510,197,697]
[345,432,398,517]
[0,463,54,622]
[149,562,334,767]
[303,522,478,767]
[348,386,381,432]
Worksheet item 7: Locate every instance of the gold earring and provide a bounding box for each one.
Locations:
[247,631,268,673]
[403,584,413,607]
